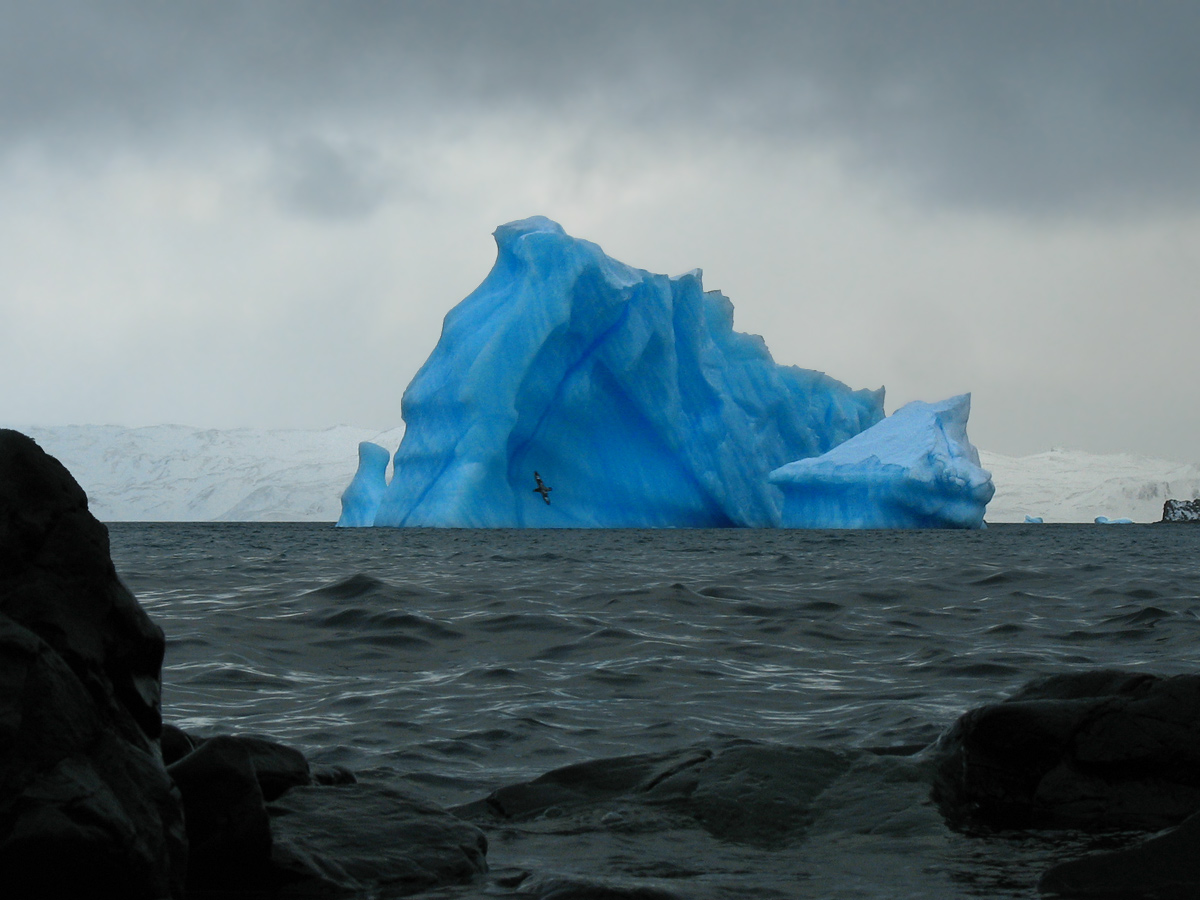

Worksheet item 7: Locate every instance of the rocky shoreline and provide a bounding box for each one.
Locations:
[1162,499,1200,523]
[5,426,1200,898]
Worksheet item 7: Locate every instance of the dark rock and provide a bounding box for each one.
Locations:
[931,670,1200,832]
[312,765,357,786]
[515,874,684,899]
[0,613,186,899]
[461,746,715,820]
[266,781,488,896]
[491,869,684,899]
[0,430,186,898]
[458,740,857,848]
[159,722,196,766]
[1162,499,1200,523]
[164,727,313,800]
[167,735,273,889]
[2,431,489,897]
[1039,810,1200,898]
[0,429,166,747]
[231,734,311,801]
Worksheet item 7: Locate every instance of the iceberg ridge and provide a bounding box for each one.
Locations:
[768,394,994,529]
[340,216,885,527]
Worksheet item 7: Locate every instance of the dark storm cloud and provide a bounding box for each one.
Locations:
[4,1,1199,215]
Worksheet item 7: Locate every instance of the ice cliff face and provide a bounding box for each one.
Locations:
[341,216,884,528]
[769,394,994,529]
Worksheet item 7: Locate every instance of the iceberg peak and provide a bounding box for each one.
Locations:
[340,217,885,527]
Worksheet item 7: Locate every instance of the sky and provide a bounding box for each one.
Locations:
[1,1,1198,460]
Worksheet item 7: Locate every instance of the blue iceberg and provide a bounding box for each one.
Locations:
[340,216,885,527]
[768,394,994,529]
[338,442,391,526]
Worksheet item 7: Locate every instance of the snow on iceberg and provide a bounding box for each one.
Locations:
[339,216,884,528]
[768,394,994,529]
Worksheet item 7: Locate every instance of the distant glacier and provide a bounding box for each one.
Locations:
[9,424,1199,523]
[13,424,402,522]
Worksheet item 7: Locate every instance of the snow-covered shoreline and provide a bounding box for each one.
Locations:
[7,425,1199,524]
[979,448,1200,525]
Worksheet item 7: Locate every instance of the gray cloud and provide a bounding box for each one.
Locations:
[271,137,394,220]
[4,2,1199,216]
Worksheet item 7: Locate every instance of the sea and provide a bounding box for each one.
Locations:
[108,522,1200,899]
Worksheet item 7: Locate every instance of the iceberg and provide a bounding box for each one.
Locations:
[1095,516,1135,525]
[768,394,994,529]
[338,441,391,526]
[340,216,884,528]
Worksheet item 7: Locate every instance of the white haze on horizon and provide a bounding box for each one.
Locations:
[15,424,1200,526]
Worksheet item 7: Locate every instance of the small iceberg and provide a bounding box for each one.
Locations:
[768,394,994,529]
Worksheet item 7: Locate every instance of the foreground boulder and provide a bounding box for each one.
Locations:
[160,724,487,896]
[2,430,488,898]
[168,735,274,890]
[0,429,186,898]
[931,670,1200,832]
[269,782,488,896]
[457,740,858,849]
[1039,808,1200,898]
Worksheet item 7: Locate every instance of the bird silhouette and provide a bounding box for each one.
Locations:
[533,471,552,505]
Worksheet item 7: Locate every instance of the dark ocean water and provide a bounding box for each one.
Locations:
[108,523,1200,899]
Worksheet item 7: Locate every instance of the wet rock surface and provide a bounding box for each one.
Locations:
[268,781,488,897]
[931,670,1200,832]
[1039,809,1200,898]
[457,740,860,849]
[494,871,686,900]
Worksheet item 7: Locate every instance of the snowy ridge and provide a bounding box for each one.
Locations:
[15,424,404,522]
[979,448,1200,524]
[7,425,1199,523]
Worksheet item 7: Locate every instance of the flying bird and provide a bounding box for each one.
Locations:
[533,471,552,505]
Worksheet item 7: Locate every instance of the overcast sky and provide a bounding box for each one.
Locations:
[2,1,1198,460]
